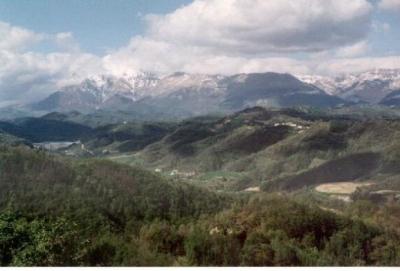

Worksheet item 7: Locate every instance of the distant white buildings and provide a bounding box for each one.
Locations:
[274,122,305,129]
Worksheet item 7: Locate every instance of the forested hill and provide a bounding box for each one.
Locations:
[0,145,400,266]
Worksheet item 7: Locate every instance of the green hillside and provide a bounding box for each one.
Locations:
[108,107,400,192]
[0,146,229,221]
[1,107,400,266]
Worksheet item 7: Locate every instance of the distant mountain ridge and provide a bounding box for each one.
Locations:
[380,89,400,106]
[32,72,345,118]
[297,69,400,104]
[32,72,160,112]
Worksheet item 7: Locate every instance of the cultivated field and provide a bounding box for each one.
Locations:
[315,182,374,195]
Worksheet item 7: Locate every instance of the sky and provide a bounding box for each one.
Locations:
[0,0,400,104]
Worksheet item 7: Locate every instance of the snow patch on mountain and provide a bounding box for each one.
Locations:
[297,69,400,104]
[296,75,337,95]
[148,72,227,97]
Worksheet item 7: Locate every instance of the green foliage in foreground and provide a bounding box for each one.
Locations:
[0,146,400,266]
[1,196,400,266]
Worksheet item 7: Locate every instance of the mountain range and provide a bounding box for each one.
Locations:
[7,68,399,120]
[30,72,343,117]
[298,69,400,104]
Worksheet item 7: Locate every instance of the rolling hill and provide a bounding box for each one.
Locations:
[0,145,400,266]
[106,107,400,192]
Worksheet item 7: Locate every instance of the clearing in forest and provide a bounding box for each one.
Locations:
[315,182,373,195]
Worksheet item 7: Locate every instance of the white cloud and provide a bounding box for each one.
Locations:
[1,0,400,105]
[102,0,378,77]
[335,41,369,58]
[379,0,400,12]
[104,35,400,77]
[145,0,373,54]
[313,56,400,75]
[103,36,312,76]
[0,22,104,104]
[0,50,104,103]
[54,32,81,53]
[0,21,43,51]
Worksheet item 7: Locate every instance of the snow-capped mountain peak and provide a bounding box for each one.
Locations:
[296,75,337,95]
[32,71,346,114]
[297,69,400,104]
[61,72,161,103]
